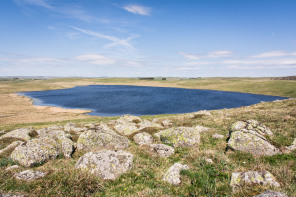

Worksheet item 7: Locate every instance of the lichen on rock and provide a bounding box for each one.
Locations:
[10,137,61,167]
[0,127,37,141]
[133,132,154,145]
[227,120,281,156]
[155,126,201,147]
[230,171,280,190]
[75,150,133,180]
[77,129,129,151]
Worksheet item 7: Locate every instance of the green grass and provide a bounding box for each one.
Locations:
[0,77,296,196]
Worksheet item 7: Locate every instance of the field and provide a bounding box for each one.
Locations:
[0,77,295,196]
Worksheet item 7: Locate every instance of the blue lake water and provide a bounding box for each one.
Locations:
[19,85,288,116]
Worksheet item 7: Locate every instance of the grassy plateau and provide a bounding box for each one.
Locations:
[0,77,295,196]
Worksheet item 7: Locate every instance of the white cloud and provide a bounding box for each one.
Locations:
[207,50,232,58]
[252,51,296,58]
[18,0,52,9]
[72,26,137,49]
[179,52,199,60]
[75,54,116,65]
[123,5,151,16]
[179,50,232,60]
[178,67,201,70]
[185,62,210,65]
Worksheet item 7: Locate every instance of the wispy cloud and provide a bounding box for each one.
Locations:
[123,5,151,16]
[72,26,138,49]
[16,0,52,9]
[185,62,210,65]
[74,54,116,65]
[252,51,296,58]
[14,0,107,23]
[179,50,232,60]
[178,52,199,60]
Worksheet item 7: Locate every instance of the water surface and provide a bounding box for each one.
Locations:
[19,85,288,116]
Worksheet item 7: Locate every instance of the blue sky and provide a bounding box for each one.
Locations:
[0,0,296,77]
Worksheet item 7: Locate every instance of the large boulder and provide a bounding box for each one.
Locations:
[162,163,189,185]
[77,129,129,151]
[133,132,154,145]
[38,130,74,158]
[14,170,47,181]
[154,126,201,148]
[228,120,281,156]
[10,137,61,167]
[253,190,288,197]
[113,115,163,136]
[75,150,133,180]
[230,171,280,190]
[0,127,37,141]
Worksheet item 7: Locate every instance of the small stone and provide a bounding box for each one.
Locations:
[205,158,214,164]
[148,144,175,157]
[193,110,212,117]
[162,163,189,185]
[253,190,288,197]
[14,170,47,181]
[212,134,224,139]
[75,150,133,180]
[5,165,20,171]
[133,132,154,145]
[230,171,280,190]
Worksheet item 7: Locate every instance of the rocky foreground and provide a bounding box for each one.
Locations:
[0,107,295,196]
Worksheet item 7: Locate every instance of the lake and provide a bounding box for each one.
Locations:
[19,85,288,116]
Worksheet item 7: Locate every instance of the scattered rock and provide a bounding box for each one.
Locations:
[228,120,281,156]
[75,150,133,180]
[77,129,129,151]
[230,171,280,190]
[253,190,288,197]
[133,132,154,145]
[14,170,47,181]
[0,130,5,134]
[10,137,61,167]
[148,144,175,157]
[0,127,37,141]
[212,134,224,139]
[162,163,189,185]
[205,158,214,164]
[138,120,164,131]
[5,165,20,171]
[155,126,201,148]
[230,120,273,137]
[0,141,23,155]
[84,123,97,129]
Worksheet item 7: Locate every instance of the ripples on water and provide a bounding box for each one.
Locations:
[19,85,288,116]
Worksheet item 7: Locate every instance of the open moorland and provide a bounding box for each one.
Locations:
[0,77,295,197]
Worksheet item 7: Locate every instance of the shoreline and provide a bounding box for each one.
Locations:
[16,93,92,114]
